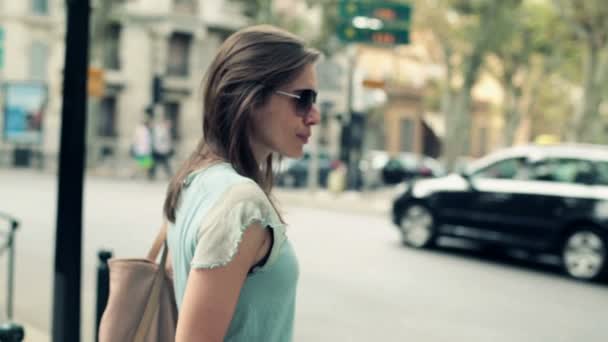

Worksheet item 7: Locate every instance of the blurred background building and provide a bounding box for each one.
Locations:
[0,0,65,167]
[2,0,604,179]
[0,0,252,173]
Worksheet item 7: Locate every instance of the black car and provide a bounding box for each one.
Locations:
[381,152,446,185]
[392,144,608,281]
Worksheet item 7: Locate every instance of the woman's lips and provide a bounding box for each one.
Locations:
[296,134,310,144]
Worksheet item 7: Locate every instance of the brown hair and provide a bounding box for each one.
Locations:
[163,25,320,222]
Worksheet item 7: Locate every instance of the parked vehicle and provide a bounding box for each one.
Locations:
[277,150,333,188]
[392,144,608,282]
[381,152,446,185]
[358,150,390,189]
[359,151,446,189]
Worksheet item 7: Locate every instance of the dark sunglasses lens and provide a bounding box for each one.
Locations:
[296,90,317,114]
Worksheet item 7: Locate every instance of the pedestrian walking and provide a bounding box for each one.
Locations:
[149,118,174,180]
[162,25,320,341]
[130,118,154,179]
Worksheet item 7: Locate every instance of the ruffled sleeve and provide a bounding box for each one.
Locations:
[190,180,286,273]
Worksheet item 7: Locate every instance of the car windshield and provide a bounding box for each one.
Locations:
[465,148,528,175]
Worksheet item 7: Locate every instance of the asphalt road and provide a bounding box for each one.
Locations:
[0,168,606,341]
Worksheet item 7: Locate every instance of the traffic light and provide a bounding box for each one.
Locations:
[152,75,163,104]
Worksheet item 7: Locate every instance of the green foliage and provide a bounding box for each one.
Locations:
[530,74,574,139]
[229,0,346,56]
[306,0,345,56]
[553,0,608,142]
[229,0,608,145]
[230,0,273,23]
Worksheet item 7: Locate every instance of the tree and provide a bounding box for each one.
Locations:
[487,1,566,147]
[305,0,344,56]
[229,0,344,56]
[554,0,608,143]
[232,0,274,23]
[416,0,522,169]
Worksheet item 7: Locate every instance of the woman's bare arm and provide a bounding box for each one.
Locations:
[175,222,270,342]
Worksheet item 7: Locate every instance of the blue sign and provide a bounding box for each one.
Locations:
[2,82,48,144]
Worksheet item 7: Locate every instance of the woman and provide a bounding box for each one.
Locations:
[131,118,154,179]
[163,25,321,341]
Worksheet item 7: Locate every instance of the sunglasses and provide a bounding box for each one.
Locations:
[275,89,317,117]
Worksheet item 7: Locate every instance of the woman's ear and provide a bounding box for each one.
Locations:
[249,97,269,125]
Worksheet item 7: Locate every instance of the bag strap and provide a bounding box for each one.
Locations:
[147,221,168,261]
[133,239,169,342]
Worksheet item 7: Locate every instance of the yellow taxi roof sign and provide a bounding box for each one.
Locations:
[534,134,560,145]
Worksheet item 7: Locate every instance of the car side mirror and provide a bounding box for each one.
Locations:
[459,170,476,190]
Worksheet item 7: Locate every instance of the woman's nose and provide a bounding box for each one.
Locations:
[305,106,321,125]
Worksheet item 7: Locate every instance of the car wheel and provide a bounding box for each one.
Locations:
[399,204,436,248]
[561,229,607,281]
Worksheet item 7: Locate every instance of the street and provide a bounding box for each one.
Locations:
[1,168,607,341]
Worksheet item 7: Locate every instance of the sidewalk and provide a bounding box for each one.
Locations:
[8,164,397,218]
[23,323,48,342]
[274,187,396,217]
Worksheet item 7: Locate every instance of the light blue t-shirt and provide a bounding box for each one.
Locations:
[167,162,299,341]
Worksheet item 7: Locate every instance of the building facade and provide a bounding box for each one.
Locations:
[354,33,505,161]
[0,0,249,172]
[0,0,65,166]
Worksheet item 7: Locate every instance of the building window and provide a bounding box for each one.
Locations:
[164,102,181,141]
[99,96,118,137]
[167,33,192,77]
[104,23,121,70]
[29,41,48,80]
[400,118,414,152]
[173,0,197,14]
[31,0,49,15]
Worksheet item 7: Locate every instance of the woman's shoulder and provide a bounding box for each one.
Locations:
[211,180,272,214]
[185,162,266,204]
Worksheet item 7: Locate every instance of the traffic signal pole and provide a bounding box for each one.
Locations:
[337,1,412,189]
[86,0,111,167]
[52,0,90,340]
[341,45,360,189]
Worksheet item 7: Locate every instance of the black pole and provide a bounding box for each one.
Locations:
[341,47,356,189]
[52,0,90,341]
[0,323,24,342]
[95,250,112,342]
[6,219,17,320]
[0,213,23,342]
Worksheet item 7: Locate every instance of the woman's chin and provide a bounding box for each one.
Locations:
[281,147,304,159]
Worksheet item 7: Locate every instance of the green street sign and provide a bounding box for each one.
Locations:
[339,1,412,25]
[338,1,412,45]
[0,27,4,69]
[338,22,410,45]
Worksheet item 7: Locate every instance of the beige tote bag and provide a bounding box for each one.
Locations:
[98,224,177,342]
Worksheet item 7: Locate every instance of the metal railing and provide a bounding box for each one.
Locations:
[0,212,24,342]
